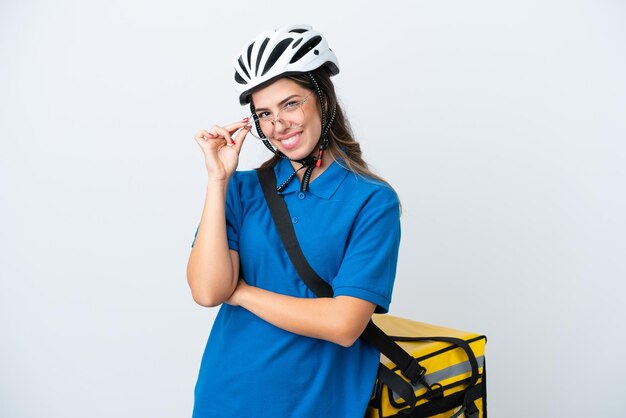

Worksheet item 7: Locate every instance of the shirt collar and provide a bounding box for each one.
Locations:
[273,157,349,200]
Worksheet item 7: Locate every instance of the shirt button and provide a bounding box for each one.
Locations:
[292,216,299,224]
[298,192,306,200]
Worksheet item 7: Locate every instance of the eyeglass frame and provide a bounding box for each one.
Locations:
[247,91,314,139]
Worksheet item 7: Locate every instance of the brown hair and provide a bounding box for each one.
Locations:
[255,67,395,192]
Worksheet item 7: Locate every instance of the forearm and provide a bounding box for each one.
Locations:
[187,180,237,306]
[234,284,375,347]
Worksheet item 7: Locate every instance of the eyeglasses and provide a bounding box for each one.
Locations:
[246,92,313,140]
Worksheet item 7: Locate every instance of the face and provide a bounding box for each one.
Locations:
[250,78,322,161]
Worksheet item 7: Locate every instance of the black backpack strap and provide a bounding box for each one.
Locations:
[256,167,333,297]
[361,322,426,384]
[256,167,425,385]
[377,365,417,414]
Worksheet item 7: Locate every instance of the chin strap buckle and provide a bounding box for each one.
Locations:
[315,148,324,167]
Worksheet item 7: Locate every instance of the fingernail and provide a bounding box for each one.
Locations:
[242,117,249,122]
[230,139,236,145]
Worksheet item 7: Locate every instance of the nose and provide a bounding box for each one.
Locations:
[271,117,292,135]
[272,117,290,127]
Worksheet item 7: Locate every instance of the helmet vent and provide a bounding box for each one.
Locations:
[262,38,293,77]
[246,43,253,67]
[289,36,322,64]
[234,72,246,85]
[289,28,307,34]
[237,57,250,79]
[292,38,302,49]
[255,38,270,76]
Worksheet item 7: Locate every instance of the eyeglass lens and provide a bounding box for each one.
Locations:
[246,95,310,140]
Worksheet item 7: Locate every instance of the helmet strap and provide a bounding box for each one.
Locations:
[307,72,336,173]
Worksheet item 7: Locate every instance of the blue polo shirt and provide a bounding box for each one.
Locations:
[191,158,401,417]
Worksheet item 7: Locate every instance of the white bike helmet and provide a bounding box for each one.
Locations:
[233,24,340,105]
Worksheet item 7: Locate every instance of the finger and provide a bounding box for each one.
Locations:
[195,129,217,142]
[211,125,234,144]
[204,119,249,139]
[231,125,251,152]
[221,118,251,134]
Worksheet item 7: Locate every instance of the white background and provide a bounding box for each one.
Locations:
[1,0,625,417]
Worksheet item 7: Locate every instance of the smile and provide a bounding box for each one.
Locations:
[276,131,302,148]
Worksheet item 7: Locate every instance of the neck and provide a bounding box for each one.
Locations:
[291,149,334,183]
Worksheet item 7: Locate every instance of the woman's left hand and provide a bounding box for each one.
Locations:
[225,279,248,307]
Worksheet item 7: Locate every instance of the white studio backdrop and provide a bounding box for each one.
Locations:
[1,0,624,417]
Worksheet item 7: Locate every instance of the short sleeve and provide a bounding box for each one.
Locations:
[331,186,401,313]
[190,174,242,252]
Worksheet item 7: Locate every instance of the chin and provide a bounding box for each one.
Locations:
[276,146,318,162]
[281,149,315,161]
[270,136,317,161]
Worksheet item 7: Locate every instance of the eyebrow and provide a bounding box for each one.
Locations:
[254,94,303,112]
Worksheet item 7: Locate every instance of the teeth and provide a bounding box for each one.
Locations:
[281,133,300,145]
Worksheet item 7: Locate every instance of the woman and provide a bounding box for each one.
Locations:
[188,24,401,417]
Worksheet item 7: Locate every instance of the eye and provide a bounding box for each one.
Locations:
[256,111,272,120]
[283,100,301,110]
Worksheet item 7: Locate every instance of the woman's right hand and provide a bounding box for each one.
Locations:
[193,119,251,182]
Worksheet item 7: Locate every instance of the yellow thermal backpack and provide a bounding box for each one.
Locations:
[366,315,486,418]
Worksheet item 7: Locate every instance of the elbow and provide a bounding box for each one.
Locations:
[188,280,233,307]
[333,321,365,348]
[336,335,360,348]
[187,266,237,308]
[190,289,224,308]
[187,272,232,308]
[327,299,375,348]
